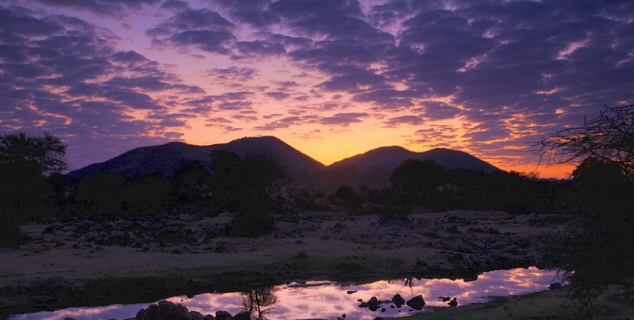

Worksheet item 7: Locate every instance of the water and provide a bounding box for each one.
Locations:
[10,267,559,320]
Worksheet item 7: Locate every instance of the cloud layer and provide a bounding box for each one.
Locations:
[1,0,633,175]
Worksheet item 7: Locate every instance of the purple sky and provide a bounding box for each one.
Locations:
[1,0,633,177]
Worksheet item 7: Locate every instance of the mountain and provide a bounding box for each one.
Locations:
[68,136,326,177]
[328,146,500,174]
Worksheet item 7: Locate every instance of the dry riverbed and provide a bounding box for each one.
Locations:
[0,209,577,318]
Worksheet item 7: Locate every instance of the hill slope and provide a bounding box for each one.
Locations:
[328,146,499,174]
[68,136,326,177]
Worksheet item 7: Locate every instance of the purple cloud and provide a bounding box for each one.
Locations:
[208,66,257,81]
[320,112,368,126]
[385,115,424,126]
[266,92,290,100]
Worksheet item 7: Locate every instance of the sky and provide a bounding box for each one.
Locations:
[1,0,633,178]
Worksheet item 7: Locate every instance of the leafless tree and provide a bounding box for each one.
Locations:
[532,104,634,178]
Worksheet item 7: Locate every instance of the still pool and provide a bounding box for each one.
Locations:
[9,267,560,320]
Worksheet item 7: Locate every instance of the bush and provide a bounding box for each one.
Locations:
[377,205,412,222]
[74,173,125,216]
[329,185,363,210]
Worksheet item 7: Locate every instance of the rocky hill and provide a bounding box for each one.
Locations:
[328,146,499,174]
[68,136,326,177]
[69,137,499,177]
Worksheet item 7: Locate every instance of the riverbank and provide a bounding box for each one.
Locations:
[1,209,570,318]
[385,284,634,320]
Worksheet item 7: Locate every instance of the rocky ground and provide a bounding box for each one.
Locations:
[0,209,570,318]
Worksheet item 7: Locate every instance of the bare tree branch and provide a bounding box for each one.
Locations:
[531,104,634,177]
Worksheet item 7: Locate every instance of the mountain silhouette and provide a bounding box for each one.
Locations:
[68,136,325,177]
[328,146,499,174]
[69,137,499,177]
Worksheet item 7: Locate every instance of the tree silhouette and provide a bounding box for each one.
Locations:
[0,132,64,246]
[209,151,286,236]
[0,131,68,176]
[533,104,634,317]
[240,287,278,320]
[391,159,447,208]
[532,104,634,178]
[74,173,126,217]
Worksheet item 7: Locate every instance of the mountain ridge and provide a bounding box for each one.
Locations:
[68,136,500,177]
[329,146,499,174]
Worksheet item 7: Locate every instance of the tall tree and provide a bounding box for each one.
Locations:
[532,104,634,317]
[0,131,68,176]
[532,104,634,178]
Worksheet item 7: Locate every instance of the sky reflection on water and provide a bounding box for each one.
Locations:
[10,267,558,320]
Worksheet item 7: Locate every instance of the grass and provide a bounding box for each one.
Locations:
[382,286,634,320]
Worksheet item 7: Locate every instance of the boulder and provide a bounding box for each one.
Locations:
[392,294,405,308]
[549,282,563,290]
[233,311,250,320]
[42,222,64,234]
[136,300,189,320]
[189,311,203,320]
[406,295,425,310]
[215,310,233,320]
[358,296,380,310]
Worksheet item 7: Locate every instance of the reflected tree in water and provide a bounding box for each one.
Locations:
[404,277,414,296]
[240,287,278,320]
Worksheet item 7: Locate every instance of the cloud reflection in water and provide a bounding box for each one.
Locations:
[9,267,557,320]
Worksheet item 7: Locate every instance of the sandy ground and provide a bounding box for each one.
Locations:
[0,210,565,288]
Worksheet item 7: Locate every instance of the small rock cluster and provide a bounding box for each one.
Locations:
[133,300,250,320]
[32,213,232,253]
[357,293,425,312]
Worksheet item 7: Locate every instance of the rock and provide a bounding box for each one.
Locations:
[136,300,189,320]
[392,294,405,307]
[189,311,203,320]
[215,310,233,320]
[549,282,563,290]
[359,296,380,310]
[215,243,228,253]
[406,295,425,310]
[83,232,98,241]
[446,226,459,234]
[108,234,134,247]
[295,221,321,233]
[43,222,64,234]
[233,311,250,320]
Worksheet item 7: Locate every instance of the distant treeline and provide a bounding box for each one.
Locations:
[2,149,633,246]
[0,150,287,245]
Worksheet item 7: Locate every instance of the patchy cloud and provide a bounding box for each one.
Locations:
[35,0,161,15]
[265,91,289,100]
[415,102,462,120]
[0,7,204,169]
[208,66,258,81]
[146,8,235,54]
[320,112,368,126]
[2,0,634,176]
[385,115,424,127]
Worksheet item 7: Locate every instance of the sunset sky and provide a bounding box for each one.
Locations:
[1,0,633,178]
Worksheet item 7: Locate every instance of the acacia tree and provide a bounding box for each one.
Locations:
[532,104,634,179]
[532,104,634,317]
[0,131,66,246]
[0,131,68,176]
